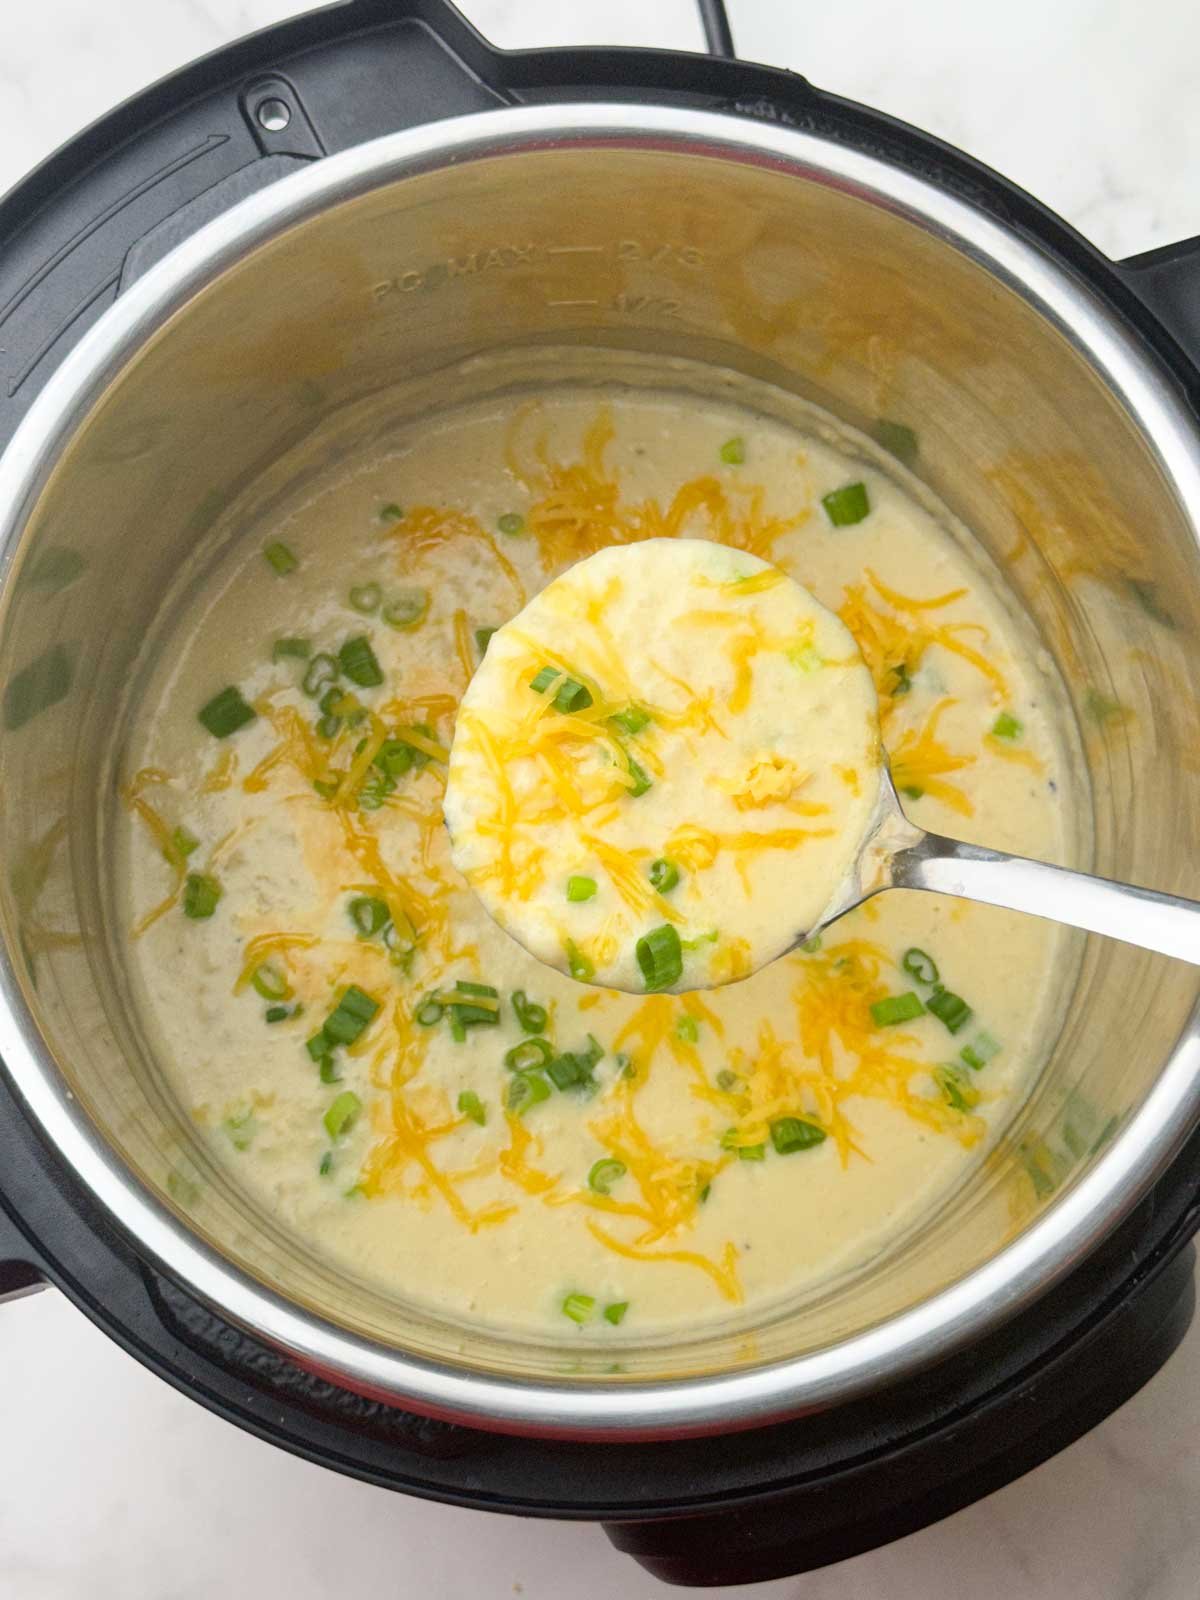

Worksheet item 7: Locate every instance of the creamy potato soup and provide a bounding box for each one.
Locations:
[445,538,882,992]
[119,389,1075,1337]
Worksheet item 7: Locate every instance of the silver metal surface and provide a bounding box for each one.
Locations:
[0,104,1197,1437]
[813,768,1200,964]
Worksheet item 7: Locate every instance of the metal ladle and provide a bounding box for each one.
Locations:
[810,764,1200,964]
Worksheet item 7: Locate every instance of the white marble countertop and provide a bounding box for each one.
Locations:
[2,3,1199,1596]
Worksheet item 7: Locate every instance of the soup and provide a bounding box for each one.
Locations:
[118,388,1075,1336]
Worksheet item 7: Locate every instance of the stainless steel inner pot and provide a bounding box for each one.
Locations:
[1,104,1198,1439]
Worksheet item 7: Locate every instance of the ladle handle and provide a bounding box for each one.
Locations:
[892,833,1200,965]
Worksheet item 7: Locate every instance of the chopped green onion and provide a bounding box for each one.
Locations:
[870,992,925,1027]
[323,1090,362,1141]
[716,1069,739,1091]
[992,711,1023,740]
[562,1292,595,1324]
[349,581,382,614]
[610,705,651,737]
[497,512,525,536]
[379,502,403,522]
[770,1116,826,1154]
[264,1005,290,1024]
[319,1058,342,1084]
[348,895,390,938]
[382,588,429,630]
[315,714,340,740]
[567,875,597,903]
[263,541,298,575]
[801,934,822,953]
[676,1015,699,1043]
[615,1052,636,1080]
[648,858,679,894]
[636,925,682,992]
[902,947,939,985]
[272,636,311,661]
[318,1151,333,1176]
[302,653,339,697]
[224,1110,256,1151]
[457,1090,486,1126]
[547,1052,588,1090]
[960,1030,1001,1071]
[165,825,199,863]
[603,1301,628,1325]
[475,627,497,656]
[306,1031,333,1064]
[507,1071,551,1115]
[900,785,924,801]
[927,986,973,1035]
[738,1143,766,1161]
[313,777,339,800]
[565,940,595,983]
[338,635,384,688]
[625,755,653,797]
[681,929,719,951]
[530,667,594,713]
[934,1063,979,1112]
[505,1037,554,1073]
[511,990,548,1034]
[198,686,256,739]
[873,419,919,465]
[182,873,221,919]
[588,1158,627,1195]
[374,739,415,778]
[455,980,498,999]
[822,481,871,526]
[415,995,444,1027]
[719,436,746,465]
[322,985,379,1046]
[251,964,289,1001]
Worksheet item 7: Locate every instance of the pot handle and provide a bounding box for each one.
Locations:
[1117,235,1200,366]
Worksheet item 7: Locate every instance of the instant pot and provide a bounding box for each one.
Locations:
[2,0,1199,1584]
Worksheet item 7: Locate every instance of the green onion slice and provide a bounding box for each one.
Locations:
[322,985,379,1046]
[992,711,1023,740]
[319,1058,342,1084]
[738,1143,766,1161]
[960,1030,1001,1071]
[822,481,871,526]
[566,875,597,903]
[349,581,382,614]
[264,1005,290,1024]
[348,895,390,938]
[900,784,924,801]
[497,512,525,536]
[901,947,939,985]
[719,436,746,465]
[625,755,653,797]
[873,419,919,465]
[457,1090,487,1126]
[318,1151,333,1176]
[770,1116,826,1154]
[198,686,256,739]
[505,1037,554,1073]
[529,667,594,714]
[251,963,289,1000]
[927,986,973,1035]
[323,1090,362,1141]
[511,990,548,1034]
[716,1068,739,1091]
[565,940,595,983]
[263,541,298,575]
[636,924,682,992]
[603,1301,628,1325]
[507,1071,551,1115]
[379,502,403,522]
[182,873,221,919]
[588,1158,627,1195]
[338,634,384,688]
[648,858,679,893]
[475,627,497,656]
[272,637,311,661]
[609,705,651,737]
[561,1292,595,1324]
[165,825,199,863]
[676,1015,699,1043]
[302,653,340,697]
[415,994,444,1027]
[870,992,924,1027]
[382,588,429,630]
